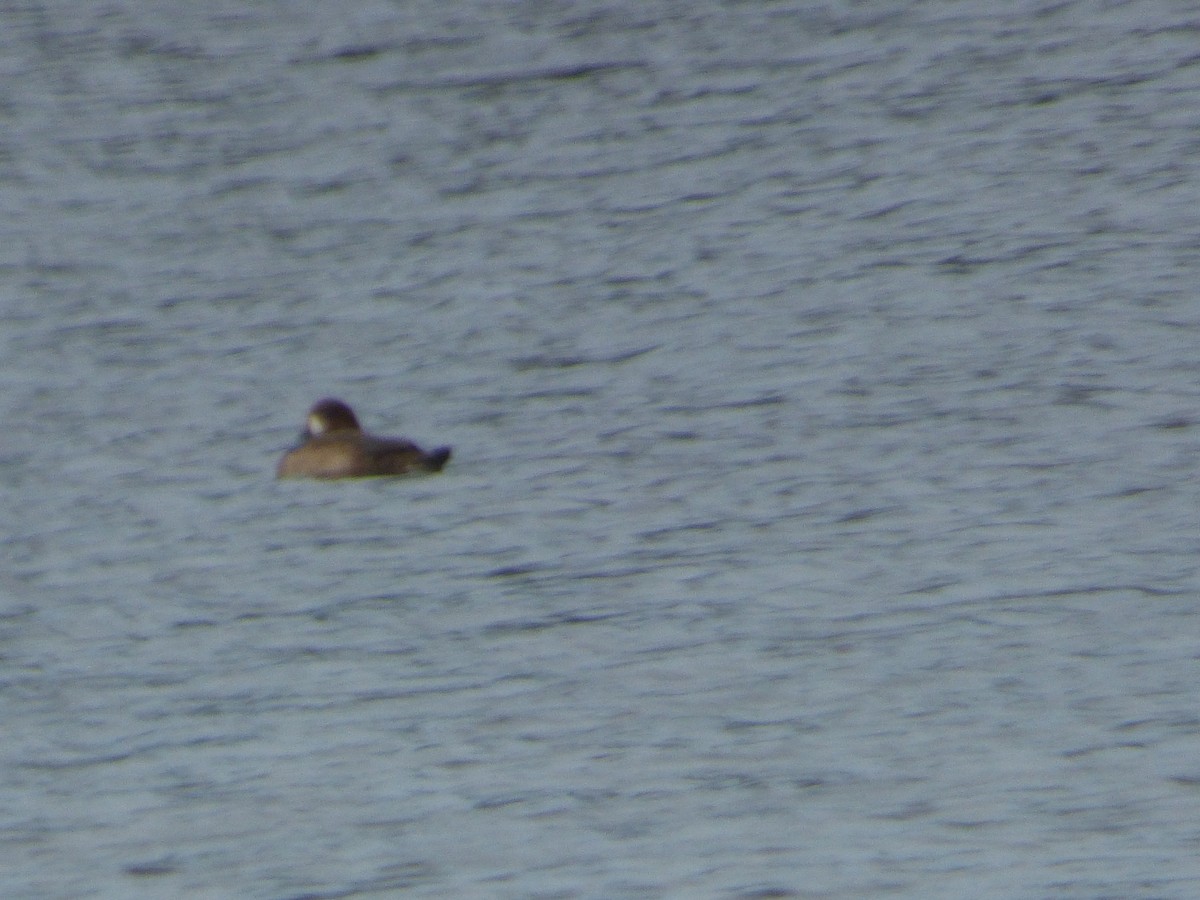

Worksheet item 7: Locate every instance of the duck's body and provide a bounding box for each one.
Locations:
[277,398,451,479]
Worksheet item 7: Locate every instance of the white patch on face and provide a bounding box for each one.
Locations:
[307,413,327,435]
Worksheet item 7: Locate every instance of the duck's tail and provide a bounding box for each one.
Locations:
[424,446,452,472]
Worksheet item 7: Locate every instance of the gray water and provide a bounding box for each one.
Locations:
[3,1,1200,897]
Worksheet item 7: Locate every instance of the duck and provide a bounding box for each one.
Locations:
[277,398,451,479]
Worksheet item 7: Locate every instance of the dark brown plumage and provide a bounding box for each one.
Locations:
[277,398,451,479]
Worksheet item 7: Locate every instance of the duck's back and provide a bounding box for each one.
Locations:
[359,434,451,475]
[277,433,452,478]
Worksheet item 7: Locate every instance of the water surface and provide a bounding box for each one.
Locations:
[2,1,1200,897]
